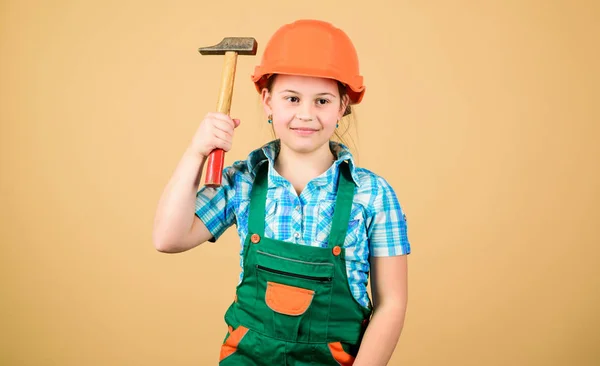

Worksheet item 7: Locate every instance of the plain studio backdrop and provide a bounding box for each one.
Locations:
[1,0,598,365]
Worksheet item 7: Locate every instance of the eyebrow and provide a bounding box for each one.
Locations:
[279,89,337,98]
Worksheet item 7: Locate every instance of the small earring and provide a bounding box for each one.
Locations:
[336,120,339,128]
[267,114,272,124]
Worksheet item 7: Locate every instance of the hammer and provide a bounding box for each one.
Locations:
[198,37,258,187]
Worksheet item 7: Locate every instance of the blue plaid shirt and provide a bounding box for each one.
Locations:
[195,140,411,308]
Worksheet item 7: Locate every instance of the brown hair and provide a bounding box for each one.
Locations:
[264,75,359,155]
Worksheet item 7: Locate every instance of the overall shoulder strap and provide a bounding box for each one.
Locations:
[247,162,269,237]
[327,162,356,248]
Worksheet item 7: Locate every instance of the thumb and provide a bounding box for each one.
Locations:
[232,118,241,128]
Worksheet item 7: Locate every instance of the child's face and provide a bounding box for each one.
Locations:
[262,74,348,155]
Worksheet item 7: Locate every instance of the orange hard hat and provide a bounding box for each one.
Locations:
[251,19,365,104]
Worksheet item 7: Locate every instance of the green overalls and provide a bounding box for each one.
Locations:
[219,161,372,365]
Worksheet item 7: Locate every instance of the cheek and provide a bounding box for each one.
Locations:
[271,111,292,132]
[269,102,285,115]
[271,106,294,123]
[321,108,341,125]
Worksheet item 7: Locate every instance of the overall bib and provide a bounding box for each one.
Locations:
[219,162,372,365]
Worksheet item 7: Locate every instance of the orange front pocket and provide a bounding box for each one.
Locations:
[265,281,315,316]
[219,325,249,362]
[328,342,355,365]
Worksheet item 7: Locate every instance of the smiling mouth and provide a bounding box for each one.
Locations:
[290,127,319,131]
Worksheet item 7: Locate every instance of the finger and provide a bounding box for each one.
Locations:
[212,128,231,144]
[232,118,241,128]
[204,112,224,122]
[204,113,232,129]
[211,113,236,126]
[211,119,235,136]
[213,134,232,151]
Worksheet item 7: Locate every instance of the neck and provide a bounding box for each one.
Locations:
[274,142,336,194]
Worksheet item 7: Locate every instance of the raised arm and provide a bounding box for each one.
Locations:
[152,113,240,253]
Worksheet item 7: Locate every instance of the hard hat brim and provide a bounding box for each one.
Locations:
[251,67,365,104]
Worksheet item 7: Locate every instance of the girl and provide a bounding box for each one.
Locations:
[153,19,411,365]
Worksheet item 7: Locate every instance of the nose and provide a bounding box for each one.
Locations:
[296,101,314,121]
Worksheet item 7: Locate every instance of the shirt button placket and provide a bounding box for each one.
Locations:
[292,199,303,243]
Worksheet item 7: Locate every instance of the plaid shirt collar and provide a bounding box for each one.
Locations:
[246,139,360,189]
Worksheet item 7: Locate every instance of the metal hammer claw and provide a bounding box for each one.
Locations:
[199,37,258,187]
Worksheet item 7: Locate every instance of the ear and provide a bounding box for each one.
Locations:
[339,94,350,119]
[261,88,272,116]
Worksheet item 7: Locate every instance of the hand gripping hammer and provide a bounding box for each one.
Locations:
[198,37,258,187]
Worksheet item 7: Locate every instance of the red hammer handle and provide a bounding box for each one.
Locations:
[205,51,238,187]
[204,148,225,186]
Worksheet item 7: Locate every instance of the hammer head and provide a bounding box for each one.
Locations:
[198,37,258,55]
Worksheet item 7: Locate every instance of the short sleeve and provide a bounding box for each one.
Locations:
[367,177,411,257]
[194,166,238,242]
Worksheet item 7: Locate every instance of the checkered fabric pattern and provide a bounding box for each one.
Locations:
[195,140,411,308]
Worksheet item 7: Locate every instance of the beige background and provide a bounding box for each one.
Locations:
[1,0,599,365]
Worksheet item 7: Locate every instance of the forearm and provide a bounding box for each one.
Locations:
[153,146,206,251]
[354,303,406,366]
